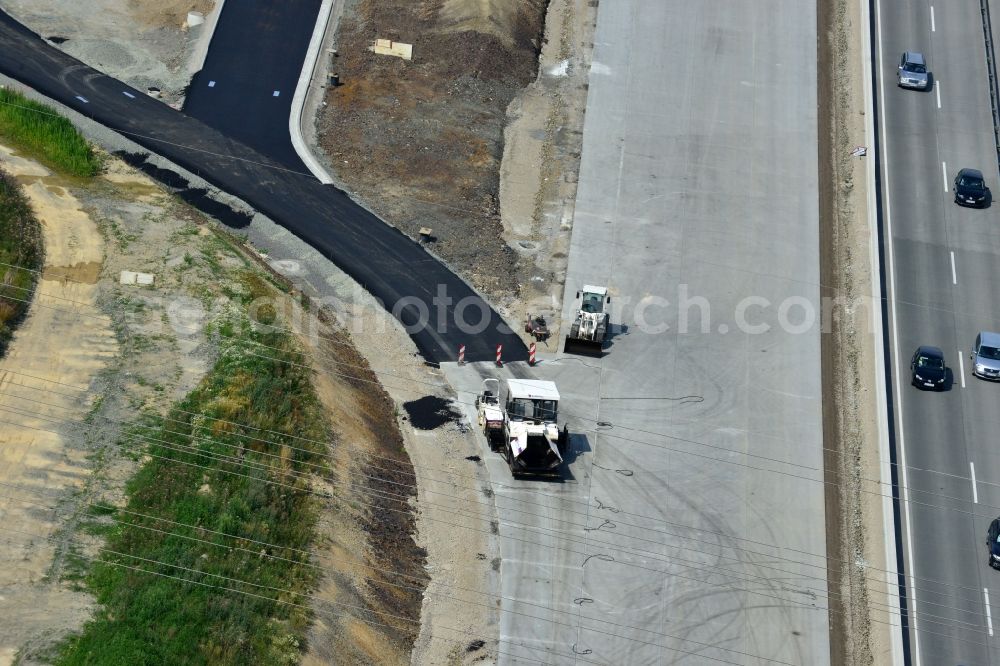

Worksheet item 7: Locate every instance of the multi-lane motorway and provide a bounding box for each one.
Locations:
[877,0,1000,663]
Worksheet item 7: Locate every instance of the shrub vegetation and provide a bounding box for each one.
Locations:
[59,274,331,665]
[0,169,42,356]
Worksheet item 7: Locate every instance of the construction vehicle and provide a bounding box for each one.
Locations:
[500,378,567,477]
[564,285,611,354]
[524,313,550,342]
[475,378,505,450]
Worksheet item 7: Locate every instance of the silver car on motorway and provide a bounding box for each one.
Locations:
[897,51,929,90]
[972,331,1000,380]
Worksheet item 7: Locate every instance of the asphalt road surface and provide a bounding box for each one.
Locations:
[447,0,829,663]
[876,0,1000,663]
[183,0,321,170]
[0,11,525,364]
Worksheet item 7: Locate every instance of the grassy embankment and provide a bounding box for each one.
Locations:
[0,87,339,663]
[59,272,333,665]
[0,87,100,355]
[0,87,100,177]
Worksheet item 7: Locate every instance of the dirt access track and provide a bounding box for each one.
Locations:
[818,0,897,663]
[0,146,116,665]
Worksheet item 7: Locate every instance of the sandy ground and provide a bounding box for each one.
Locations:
[309,0,597,661]
[313,0,593,329]
[0,0,589,659]
[498,0,597,344]
[323,297,500,666]
[0,0,217,105]
[0,146,117,665]
[0,144,431,662]
[819,0,893,662]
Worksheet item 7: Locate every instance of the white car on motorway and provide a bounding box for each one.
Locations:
[971,331,1000,380]
[897,51,930,90]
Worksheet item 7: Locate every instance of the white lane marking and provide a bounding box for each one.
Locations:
[877,0,922,659]
[74,95,88,104]
[986,588,994,637]
[950,251,957,284]
[936,80,941,109]
[273,90,280,97]
[971,462,979,503]
[931,6,936,32]
[943,161,949,192]
[208,80,216,88]
[122,91,135,99]
[959,350,967,388]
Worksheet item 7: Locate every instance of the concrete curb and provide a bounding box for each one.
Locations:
[187,0,227,78]
[861,0,905,662]
[289,0,335,185]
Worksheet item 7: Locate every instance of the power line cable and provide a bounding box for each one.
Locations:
[7,254,987,591]
[0,476,779,666]
[0,360,993,610]
[1,330,992,632]
[0,522,556,666]
[6,269,998,516]
[0,486,806,665]
[0,408,987,640]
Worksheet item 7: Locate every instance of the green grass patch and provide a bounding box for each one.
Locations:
[0,169,43,357]
[0,88,100,177]
[58,298,332,665]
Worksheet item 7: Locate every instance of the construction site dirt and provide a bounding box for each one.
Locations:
[314,0,597,340]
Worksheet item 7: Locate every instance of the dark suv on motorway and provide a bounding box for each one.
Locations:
[910,346,947,390]
[987,518,1000,568]
[954,168,991,208]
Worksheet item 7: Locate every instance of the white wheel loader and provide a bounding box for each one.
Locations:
[564,285,611,355]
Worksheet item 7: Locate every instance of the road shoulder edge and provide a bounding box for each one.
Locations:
[290,0,337,185]
[863,0,906,662]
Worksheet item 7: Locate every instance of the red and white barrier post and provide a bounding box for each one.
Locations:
[496,344,503,367]
[529,342,536,366]
[458,344,466,365]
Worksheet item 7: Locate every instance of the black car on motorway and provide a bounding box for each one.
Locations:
[910,346,947,390]
[987,518,1000,568]
[954,168,991,208]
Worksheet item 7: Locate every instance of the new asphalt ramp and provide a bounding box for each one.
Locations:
[0,10,526,364]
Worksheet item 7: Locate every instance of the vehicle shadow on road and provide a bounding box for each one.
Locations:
[558,432,592,481]
[602,323,629,353]
[945,367,956,391]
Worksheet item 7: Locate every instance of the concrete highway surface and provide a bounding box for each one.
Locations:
[0,10,525,364]
[183,0,321,170]
[876,0,1000,663]
[448,0,829,663]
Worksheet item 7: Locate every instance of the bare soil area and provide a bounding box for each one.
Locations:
[0,147,427,664]
[0,146,115,666]
[315,0,595,331]
[317,0,546,301]
[0,0,216,105]
[312,277,501,665]
[819,0,893,662]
